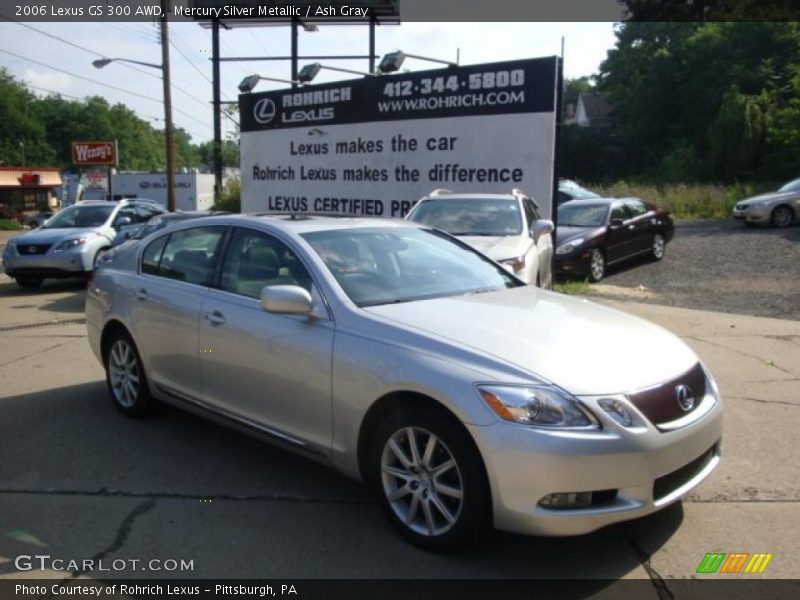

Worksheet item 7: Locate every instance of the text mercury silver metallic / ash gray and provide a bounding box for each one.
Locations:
[86,214,722,549]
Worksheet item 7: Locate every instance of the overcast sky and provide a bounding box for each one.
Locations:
[0,21,617,143]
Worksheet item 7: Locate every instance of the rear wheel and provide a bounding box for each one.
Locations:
[104,331,153,417]
[15,275,43,289]
[370,406,490,550]
[588,249,606,282]
[770,205,794,228]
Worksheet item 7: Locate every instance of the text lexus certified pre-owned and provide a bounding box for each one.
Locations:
[3,199,165,289]
[732,178,800,227]
[556,198,675,282]
[86,214,721,550]
[406,189,555,288]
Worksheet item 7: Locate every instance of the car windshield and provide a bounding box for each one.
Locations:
[557,203,609,227]
[407,198,523,236]
[41,205,114,229]
[564,186,600,199]
[302,227,521,307]
[778,179,800,193]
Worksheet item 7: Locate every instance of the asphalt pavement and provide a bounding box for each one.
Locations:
[0,260,798,591]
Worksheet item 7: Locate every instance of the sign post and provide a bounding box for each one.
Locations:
[71,140,118,201]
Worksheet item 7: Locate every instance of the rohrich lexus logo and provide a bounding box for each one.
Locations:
[675,384,695,412]
[253,98,277,124]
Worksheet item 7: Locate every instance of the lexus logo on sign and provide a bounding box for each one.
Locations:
[253,98,277,124]
[675,384,695,412]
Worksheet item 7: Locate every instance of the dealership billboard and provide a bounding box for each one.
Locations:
[239,57,560,219]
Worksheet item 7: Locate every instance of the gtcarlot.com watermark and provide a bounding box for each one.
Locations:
[14,554,194,573]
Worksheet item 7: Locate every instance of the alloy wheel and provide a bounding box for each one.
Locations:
[771,206,793,228]
[589,249,605,282]
[652,234,666,260]
[380,426,464,537]
[108,339,141,408]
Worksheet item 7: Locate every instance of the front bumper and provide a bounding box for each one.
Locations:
[468,389,723,536]
[555,250,592,277]
[3,246,95,278]
[732,205,770,223]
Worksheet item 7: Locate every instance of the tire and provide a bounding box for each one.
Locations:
[15,275,44,289]
[588,248,606,282]
[369,406,491,551]
[650,233,666,261]
[770,205,794,228]
[104,330,153,418]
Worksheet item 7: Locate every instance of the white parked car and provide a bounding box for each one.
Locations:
[405,189,555,288]
[732,178,800,227]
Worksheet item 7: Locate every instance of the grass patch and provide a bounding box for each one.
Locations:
[0,219,22,231]
[554,278,591,295]
[590,181,766,220]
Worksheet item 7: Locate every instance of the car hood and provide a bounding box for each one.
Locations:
[741,191,798,205]
[10,227,105,244]
[457,235,525,260]
[555,225,601,245]
[365,286,697,396]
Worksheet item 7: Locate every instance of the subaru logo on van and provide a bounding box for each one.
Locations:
[253,98,276,124]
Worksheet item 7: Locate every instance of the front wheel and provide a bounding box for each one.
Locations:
[104,331,153,418]
[370,407,490,550]
[770,205,794,228]
[651,233,666,261]
[588,249,606,282]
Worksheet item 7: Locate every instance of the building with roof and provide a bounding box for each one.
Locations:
[575,91,617,129]
[0,168,62,219]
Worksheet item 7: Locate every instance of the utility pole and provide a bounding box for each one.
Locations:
[212,19,222,198]
[161,0,176,211]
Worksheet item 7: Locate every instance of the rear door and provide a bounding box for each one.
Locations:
[624,199,655,254]
[199,226,335,453]
[129,225,227,402]
[605,201,633,262]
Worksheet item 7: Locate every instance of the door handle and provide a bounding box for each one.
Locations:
[135,288,148,301]
[204,310,226,326]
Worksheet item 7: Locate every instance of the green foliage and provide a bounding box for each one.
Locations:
[0,219,23,230]
[213,176,241,213]
[0,68,233,171]
[559,125,624,183]
[591,181,764,219]
[595,22,800,184]
[554,279,591,295]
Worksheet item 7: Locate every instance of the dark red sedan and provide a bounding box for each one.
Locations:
[555,198,674,282]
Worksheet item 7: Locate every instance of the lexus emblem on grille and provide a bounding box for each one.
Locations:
[27,246,36,254]
[253,98,276,124]
[675,384,695,412]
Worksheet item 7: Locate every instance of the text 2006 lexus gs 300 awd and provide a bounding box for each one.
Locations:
[86,214,721,550]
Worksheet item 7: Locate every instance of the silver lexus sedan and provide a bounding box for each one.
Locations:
[86,214,722,550]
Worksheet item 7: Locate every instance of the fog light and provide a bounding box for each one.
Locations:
[538,492,593,509]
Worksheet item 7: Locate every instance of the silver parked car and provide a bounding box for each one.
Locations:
[732,178,800,227]
[3,199,165,288]
[86,215,722,549]
[406,189,555,289]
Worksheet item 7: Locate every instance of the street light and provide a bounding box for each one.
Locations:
[378,51,457,73]
[91,3,176,212]
[238,74,306,93]
[296,62,374,83]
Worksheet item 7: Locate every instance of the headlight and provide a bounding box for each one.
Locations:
[478,384,598,429]
[499,255,526,272]
[54,237,88,251]
[556,238,584,255]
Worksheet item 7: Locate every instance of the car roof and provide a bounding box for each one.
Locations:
[559,197,620,206]
[420,193,520,201]
[211,213,424,235]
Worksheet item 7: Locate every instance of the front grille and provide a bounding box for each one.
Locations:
[653,443,717,501]
[626,363,706,428]
[17,244,51,255]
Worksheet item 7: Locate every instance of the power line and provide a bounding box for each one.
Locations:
[0,46,213,132]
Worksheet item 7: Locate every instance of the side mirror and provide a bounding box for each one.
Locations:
[609,218,624,228]
[260,285,313,315]
[114,216,132,229]
[531,219,554,242]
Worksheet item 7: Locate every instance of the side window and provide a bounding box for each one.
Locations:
[141,236,167,275]
[625,199,649,218]
[610,202,629,221]
[220,228,313,299]
[156,226,226,285]
[114,208,138,226]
